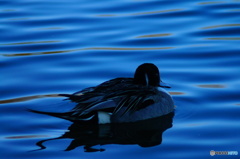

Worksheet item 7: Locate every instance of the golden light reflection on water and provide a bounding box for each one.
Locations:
[2,47,174,57]
[3,49,78,57]
[90,47,174,50]
[185,123,208,127]
[37,27,64,30]
[97,14,117,17]
[96,8,183,17]
[197,84,226,88]
[169,92,185,95]
[197,1,225,5]
[188,44,213,47]
[229,9,240,12]
[201,24,240,29]
[136,33,172,38]
[206,37,240,40]
[5,135,49,139]
[131,9,183,16]
[1,40,61,46]
[1,9,17,12]
[0,94,62,104]
[8,18,31,21]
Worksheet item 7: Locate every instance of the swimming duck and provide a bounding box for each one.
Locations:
[31,63,174,124]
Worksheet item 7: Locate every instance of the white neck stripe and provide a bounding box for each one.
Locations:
[145,73,149,86]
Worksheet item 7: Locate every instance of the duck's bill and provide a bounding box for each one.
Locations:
[159,81,171,88]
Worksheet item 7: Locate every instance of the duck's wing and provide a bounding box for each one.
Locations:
[65,78,133,115]
[63,78,132,102]
[59,86,96,102]
[71,96,116,115]
[106,88,158,116]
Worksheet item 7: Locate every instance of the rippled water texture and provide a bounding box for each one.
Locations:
[1,0,240,158]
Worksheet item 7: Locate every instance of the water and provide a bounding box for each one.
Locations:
[1,0,240,158]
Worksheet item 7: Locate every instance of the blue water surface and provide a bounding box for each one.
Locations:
[1,0,240,158]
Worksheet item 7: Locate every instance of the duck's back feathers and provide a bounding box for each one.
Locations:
[67,78,159,115]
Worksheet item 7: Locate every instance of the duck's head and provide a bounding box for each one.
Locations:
[133,63,170,88]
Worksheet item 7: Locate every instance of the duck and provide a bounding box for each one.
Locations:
[30,63,174,124]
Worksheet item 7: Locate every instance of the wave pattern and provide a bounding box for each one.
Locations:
[0,0,240,158]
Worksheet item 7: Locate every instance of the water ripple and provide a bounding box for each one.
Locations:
[2,47,175,57]
[135,33,172,38]
[201,23,240,29]
[1,40,61,46]
[1,0,240,158]
[197,1,225,5]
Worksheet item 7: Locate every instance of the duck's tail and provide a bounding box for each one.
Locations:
[58,94,83,101]
[58,94,72,98]
[28,109,77,122]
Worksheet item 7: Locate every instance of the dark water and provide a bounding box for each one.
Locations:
[1,0,240,158]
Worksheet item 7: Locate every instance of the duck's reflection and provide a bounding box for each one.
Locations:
[34,112,174,152]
